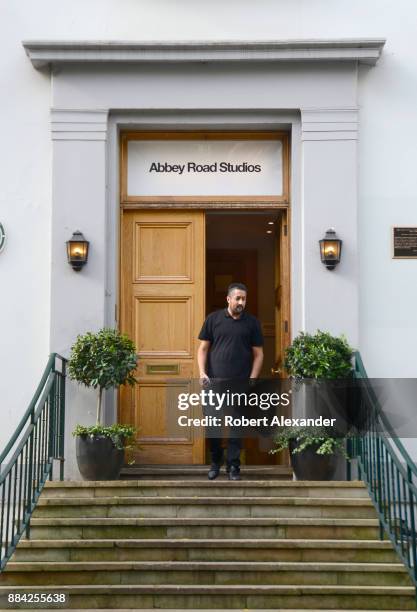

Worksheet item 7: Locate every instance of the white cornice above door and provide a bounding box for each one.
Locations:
[22,39,385,69]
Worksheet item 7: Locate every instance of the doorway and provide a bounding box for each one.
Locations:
[206,211,281,377]
[205,211,283,464]
[119,208,290,465]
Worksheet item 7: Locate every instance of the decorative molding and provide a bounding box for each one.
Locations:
[23,39,386,69]
[122,199,289,210]
[50,109,108,141]
[135,381,192,444]
[301,108,359,142]
[135,295,192,358]
[134,221,193,283]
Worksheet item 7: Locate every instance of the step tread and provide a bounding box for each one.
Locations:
[0,584,413,594]
[17,538,394,549]
[29,517,380,526]
[110,474,299,480]
[124,464,292,468]
[37,496,373,506]
[45,479,364,488]
[5,561,407,572]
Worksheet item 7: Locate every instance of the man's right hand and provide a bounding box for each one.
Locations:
[199,373,210,387]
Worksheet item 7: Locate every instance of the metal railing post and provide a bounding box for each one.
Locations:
[59,359,66,481]
[25,412,35,540]
[407,466,417,584]
[48,375,56,482]
[375,436,384,540]
[346,438,352,481]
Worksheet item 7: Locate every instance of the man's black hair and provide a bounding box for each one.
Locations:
[227,282,248,295]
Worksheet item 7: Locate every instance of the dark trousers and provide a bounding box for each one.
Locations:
[205,378,247,471]
[209,436,242,470]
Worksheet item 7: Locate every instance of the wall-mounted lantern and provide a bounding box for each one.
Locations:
[66,230,89,271]
[319,228,342,270]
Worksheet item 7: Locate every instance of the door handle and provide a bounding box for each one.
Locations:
[271,367,282,376]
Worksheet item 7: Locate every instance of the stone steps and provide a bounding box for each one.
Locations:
[1,560,410,587]
[42,480,370,498]
[119,465,293,480]
[33,495,376,519]
[0,478,414,609]
[35,610,413,612]
[13,538,398,563]
[0,584,415,609]
[28,609,413,612]
[26,516,382,540]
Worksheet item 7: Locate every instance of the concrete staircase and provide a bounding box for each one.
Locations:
[0,470,415,610]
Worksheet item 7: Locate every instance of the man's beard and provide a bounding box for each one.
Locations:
[232,304,244,314]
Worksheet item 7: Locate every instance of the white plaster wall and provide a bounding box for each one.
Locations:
[0,4,52,450]
[1,0,417,461]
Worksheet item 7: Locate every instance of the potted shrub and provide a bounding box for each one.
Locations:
[68,328,138,480]
[276,330,354,480]
[284,330,353,381]
[270,426,349,481]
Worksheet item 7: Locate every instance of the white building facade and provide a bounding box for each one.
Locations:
[1,1,417,477]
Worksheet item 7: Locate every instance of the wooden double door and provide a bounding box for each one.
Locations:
[120,209,289,464]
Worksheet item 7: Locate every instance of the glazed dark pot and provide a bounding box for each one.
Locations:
[76,435,124,480]
[289,440,338,481]
[302,378,353,437]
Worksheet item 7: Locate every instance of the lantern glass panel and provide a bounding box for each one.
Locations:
[323,240,340,260]
[69,241,87,261]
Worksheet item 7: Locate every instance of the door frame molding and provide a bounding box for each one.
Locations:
[120,130,290,209]
[118,130,292,436]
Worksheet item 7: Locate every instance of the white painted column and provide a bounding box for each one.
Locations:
[300,108,359,347]
[50,109,109,479]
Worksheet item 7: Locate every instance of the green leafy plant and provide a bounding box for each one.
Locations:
[68,327,138,426]
[270,426,349,458]
[72,424,138,464]
[72,424,136,448]
[284,330,353,380]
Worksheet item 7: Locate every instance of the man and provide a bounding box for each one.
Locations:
[197,282,264,481]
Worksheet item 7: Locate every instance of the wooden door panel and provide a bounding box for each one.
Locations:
[135,296,192,357]
[135,382,191,442]
[135,384,172,441]
[120,210,205,464]
[134,222,193,281]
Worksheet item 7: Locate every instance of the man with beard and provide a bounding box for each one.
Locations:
[197,283,264,481]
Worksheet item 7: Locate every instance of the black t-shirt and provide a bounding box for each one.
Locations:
[198,308,264,378]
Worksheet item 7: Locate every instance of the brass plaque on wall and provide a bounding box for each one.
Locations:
[392,227,417,259]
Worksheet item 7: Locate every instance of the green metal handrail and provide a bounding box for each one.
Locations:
[349,351,417,592]
[0,353,66,571]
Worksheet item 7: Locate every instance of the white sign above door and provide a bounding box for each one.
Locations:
[127,139,283,197]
